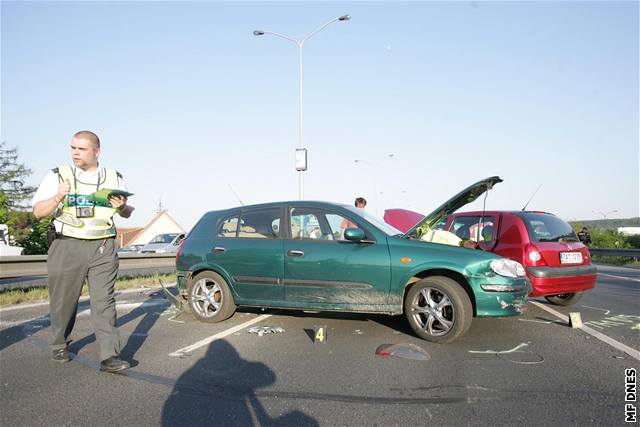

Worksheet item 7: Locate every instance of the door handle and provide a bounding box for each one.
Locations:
[213,247,226,253]
[287,250,304,257]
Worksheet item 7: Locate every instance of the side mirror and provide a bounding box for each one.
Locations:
[344,228,365,242]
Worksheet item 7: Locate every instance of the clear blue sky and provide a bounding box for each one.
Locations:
[2,1,638,230]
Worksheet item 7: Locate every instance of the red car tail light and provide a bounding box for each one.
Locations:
[524,244,547,267]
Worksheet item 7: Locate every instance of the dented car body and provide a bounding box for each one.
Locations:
[176,178,529,343]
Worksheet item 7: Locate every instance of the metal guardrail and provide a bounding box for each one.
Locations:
[0,253,176,279]
[589,248,640,258]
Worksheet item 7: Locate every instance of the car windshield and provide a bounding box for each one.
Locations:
[149,233,178,244]
[346,206,403,237]
[517,213,579,243]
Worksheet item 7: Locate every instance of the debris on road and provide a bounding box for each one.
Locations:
[247,326,285,336]
[375,343,431,361]
[468,342,544,364]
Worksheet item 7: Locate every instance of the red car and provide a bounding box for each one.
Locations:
[385,186,596,306]
[443,211,596,305]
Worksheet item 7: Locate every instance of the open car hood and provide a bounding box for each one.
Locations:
[402,176,503,239]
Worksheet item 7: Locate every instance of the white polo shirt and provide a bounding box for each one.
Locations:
[32,165,128,231]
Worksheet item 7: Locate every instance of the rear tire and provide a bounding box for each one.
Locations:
[404,276,473,343]
[544,292,583,306]
[188,271,236,323]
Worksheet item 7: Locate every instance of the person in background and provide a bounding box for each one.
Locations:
[340,197,367,239]
[32,130,134,373]
[577,226,591,246]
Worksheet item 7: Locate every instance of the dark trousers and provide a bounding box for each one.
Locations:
[47,237,120,361]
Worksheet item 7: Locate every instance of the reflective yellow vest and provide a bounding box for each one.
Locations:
[53,165,121,240]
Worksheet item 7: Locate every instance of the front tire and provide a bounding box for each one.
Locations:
[188,271,236,323]
[404,276,473,343]
[544,292,582,306]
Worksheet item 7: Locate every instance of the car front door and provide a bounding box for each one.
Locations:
[283,205,391,309]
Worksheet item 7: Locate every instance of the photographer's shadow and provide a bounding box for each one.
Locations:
[162,339,318,426]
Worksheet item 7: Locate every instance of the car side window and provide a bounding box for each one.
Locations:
[290,209,324,240]
[237,207,281,239]
[290,207,358,241]
[449,216,495,242]
[217,214,240,238]
[326,213,358,241]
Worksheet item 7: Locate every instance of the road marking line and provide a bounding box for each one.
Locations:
[169,314,272,357]
[580,305,611,315]
[598,273,640,282]
[530,301,640,361]
[0,284,174,313]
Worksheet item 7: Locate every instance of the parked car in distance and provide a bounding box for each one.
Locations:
[175,177,530,343]
[444,210,596,306]
[117,244,145,254]
[140,233,185,254]
[0,224,24,256]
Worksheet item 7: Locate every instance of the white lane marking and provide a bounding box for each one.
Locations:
[530,301,640,361]
[0,284,174,313]
[581,305,611,315]
[598,273,640,282]
[75,300,169,318]
[0,300,52,312]
[518,318,563,325]
[469,343,529,354]
[1,300,169,325]
[169,314,272,357]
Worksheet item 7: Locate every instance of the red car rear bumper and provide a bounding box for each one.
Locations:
[526,264,597,297]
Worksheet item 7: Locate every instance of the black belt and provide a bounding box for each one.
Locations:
[56,234,115,241]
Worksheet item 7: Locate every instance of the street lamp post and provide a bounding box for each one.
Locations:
[354,154,394,216]
[592,209,618,219]
[254,14,351,200]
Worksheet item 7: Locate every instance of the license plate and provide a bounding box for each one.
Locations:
[560,252,583,264]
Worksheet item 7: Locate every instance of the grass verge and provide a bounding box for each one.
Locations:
[592,256,640,269]
[0,273,176,307]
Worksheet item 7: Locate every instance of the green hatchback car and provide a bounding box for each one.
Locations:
[175,177,529,343]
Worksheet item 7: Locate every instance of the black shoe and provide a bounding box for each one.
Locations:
[100,356,130,373]
[52,348,70,363]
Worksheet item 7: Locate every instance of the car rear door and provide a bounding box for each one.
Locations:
[283,205,392,308]
[206,206,285,302]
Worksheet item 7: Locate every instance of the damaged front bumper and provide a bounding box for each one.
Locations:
[468,273,530,317]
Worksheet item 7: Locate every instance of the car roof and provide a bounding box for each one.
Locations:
[450,210,553,216]
[203,200,353,216]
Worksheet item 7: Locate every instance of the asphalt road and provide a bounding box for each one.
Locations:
[0,265,638,426]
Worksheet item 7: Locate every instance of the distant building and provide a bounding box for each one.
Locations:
[115,210,185,248]
[618,227,640,236]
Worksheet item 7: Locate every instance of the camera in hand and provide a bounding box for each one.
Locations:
[76,206,95,218]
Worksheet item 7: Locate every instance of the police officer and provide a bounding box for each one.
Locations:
[578,226,591,246]
[32,130,134,372]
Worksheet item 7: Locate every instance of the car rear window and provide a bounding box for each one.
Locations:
[516,213,579,243]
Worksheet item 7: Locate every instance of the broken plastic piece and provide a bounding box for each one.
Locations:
[375,343,431,361]
[247,326,285,336]
[158,279,184,311]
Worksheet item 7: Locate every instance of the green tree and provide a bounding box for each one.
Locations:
[589,228,630,249]
[0,142,36,209]
[0,142,50,254]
